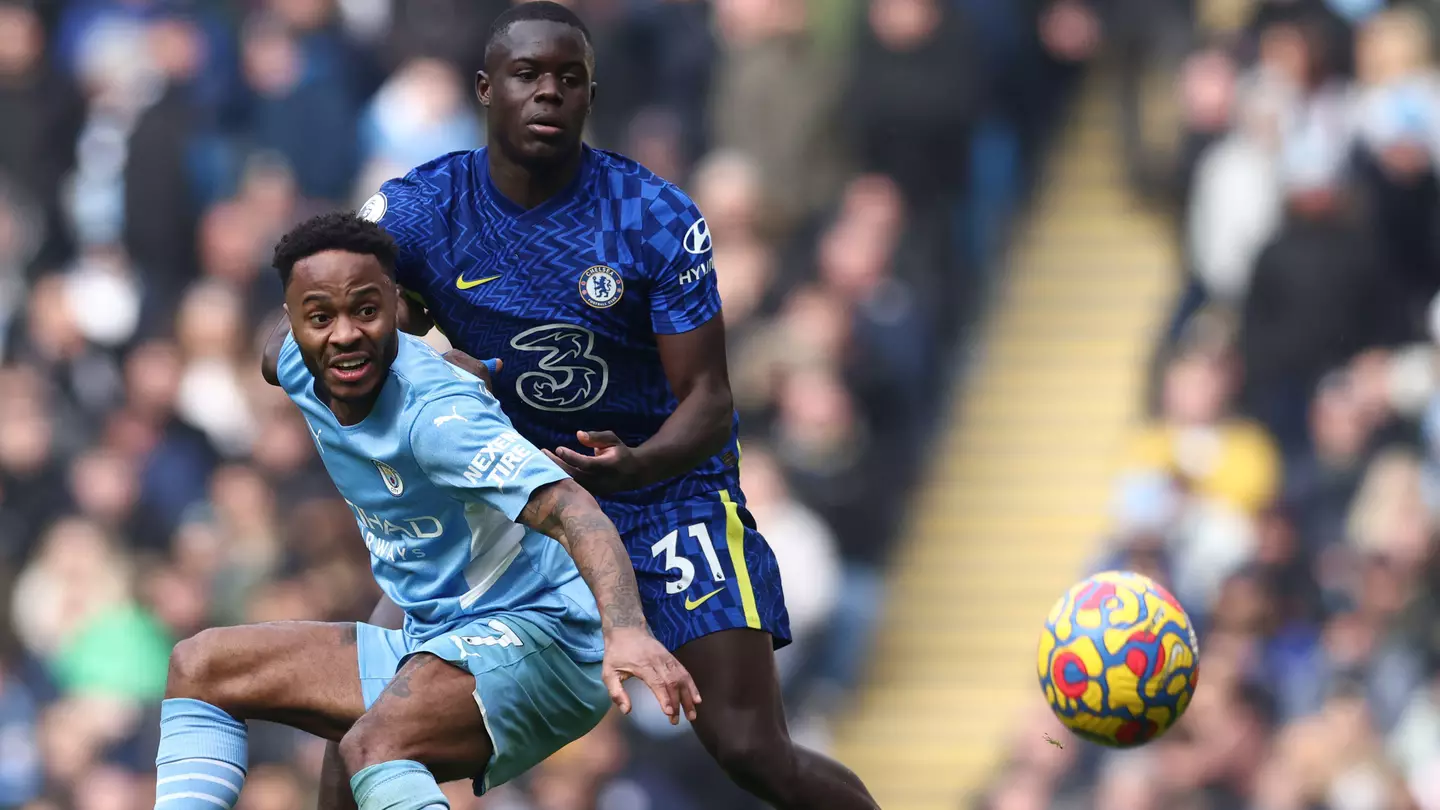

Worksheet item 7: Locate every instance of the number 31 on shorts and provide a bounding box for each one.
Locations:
[650,523,725,594]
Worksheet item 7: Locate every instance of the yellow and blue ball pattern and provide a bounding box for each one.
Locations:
[1037,571,1200,747]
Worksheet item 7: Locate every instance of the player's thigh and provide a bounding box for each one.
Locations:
[624,491,792,652]
[349,650,492,784]
[674,628,790,757]
[359,614,611,793]
[168,622,366,740]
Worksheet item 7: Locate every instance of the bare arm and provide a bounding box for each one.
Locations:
[551,316,735,494]
[517,478,647,631]
[635,316,735,484]
[515,476,699,721]
[260,313,290,387]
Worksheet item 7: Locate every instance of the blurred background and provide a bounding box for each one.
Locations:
[8,0,1440,809]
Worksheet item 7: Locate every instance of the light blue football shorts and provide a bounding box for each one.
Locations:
[356,612,610,794]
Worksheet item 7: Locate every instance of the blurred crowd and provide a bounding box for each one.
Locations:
[0,0,1093,809]
[982,1,1440,810]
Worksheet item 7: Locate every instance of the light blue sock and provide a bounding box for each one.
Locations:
[350,760,449,810]
[154,698,248,810]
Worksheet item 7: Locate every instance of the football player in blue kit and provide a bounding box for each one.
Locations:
[149,211,699,810]
[331,3,880,809]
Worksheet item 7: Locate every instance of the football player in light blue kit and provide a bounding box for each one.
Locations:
[150,211,699,810]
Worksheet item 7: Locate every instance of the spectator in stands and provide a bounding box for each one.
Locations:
[0,0,81,271]
[356,56,480,197]
[710,0,846,236]
[122,16,209,304]
[816,174,935,437]
[846,0,983,213]
[0,365,67,562]
[240,12,362,202]
[1351,7,1440,337]
[1123,322,1282,518]
[1185,66,1284,309]
[1285,370,1385,553]
[689,151,780,304]
[1239,130,1402,453]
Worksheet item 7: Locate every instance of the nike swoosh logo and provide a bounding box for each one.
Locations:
[456,274,502,290]
[684,588,724,611]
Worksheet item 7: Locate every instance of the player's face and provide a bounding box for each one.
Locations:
[285,250,399,407]
[478,20,594,165]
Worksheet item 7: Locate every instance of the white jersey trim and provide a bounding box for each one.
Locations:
[459,503,525,609]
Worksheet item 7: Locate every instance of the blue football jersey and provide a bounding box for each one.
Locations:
[360,146,741,510]
[276,331,603,660]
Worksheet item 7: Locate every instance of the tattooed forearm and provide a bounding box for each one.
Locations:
[519,479,648,631]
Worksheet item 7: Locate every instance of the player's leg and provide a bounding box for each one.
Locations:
[630,492,878,810]
[677,629,878,810]
[318,598,406,810]
[338,613,611,805]
[155,622,367,810]
[337,652,490,810]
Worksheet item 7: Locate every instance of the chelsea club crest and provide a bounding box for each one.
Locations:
[373,460,404,496]
[579,265,624,309]
[358,192,387,223]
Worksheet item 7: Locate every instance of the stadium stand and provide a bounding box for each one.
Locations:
[836,67,1180,810]
[0,2,1081,809]
[980,3,1440,810]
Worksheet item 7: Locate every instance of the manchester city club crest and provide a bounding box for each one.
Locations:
[579,265,624,309]
[372,460,404,496]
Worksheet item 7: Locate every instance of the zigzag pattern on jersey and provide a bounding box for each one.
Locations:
[371,148,741,515]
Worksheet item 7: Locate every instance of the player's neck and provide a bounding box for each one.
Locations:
[319,385,383,427]
[488,147,584,211]
[329,398,377,427]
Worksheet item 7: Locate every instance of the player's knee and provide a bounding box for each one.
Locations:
[339,714,410,774]
[165,629,243,708]
[709,725,798,795]
[166,630,219,700]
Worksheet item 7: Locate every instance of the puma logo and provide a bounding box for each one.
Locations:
[433,406,468,427]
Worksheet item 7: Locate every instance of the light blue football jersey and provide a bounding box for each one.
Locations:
[276,331,603,661]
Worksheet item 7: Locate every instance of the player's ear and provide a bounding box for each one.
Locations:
[476,71,491,107]
[589,81,598,107]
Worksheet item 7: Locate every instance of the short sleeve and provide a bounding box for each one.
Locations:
[359,175,435,291]
[275,333,313,396]
[645,195,721,335]
[410,394,569,521]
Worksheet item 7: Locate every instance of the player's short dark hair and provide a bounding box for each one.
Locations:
[272,211,397,289]
[483,1,594,71]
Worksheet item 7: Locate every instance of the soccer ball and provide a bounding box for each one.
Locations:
[1037,571,1200,747]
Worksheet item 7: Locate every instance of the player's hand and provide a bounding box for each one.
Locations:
[396,287,434,335]
[441,350,502,394]
[601,626,701,725]
[547,431,645,496]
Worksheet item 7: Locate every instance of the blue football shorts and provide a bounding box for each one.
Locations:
[607,488,792,653]
[356,612,610,795]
